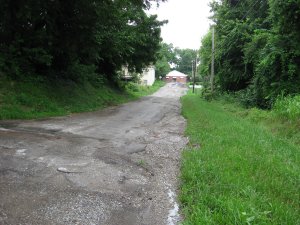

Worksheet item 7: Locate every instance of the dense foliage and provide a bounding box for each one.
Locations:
[199,0,300,108]
[154,42,177,78]
[175,48,197,77]
[0,0,165,82]
[198,31,212,81]
[155,43,198,78]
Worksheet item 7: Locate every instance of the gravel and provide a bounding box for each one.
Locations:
[0,83,188,225]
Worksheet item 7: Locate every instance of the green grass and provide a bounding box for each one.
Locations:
[180,93,300,225]
[273,95,300,121]
[124,80,165,98]
[0,75,164,120]
[214,97,300,146]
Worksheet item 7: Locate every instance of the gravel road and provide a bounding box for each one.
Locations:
[0,83,188,225]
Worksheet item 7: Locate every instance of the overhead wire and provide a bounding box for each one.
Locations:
[241,0,262,21]
[212,0,264,53]
[215,0,262,31]
[207,0,265,78]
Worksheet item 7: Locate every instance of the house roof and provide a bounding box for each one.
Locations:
[166,70,188,77]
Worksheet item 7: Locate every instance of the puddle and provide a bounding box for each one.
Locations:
[167,188,180,225]
[15,149,27,156]
[0,127,11,132]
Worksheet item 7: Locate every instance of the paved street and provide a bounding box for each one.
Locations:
[0,83,188,225]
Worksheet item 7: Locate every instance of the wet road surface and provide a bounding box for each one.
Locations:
[0,83,188,225]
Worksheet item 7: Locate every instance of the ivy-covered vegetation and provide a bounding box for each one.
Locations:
[199,0,300,108]
[0,0,165,82]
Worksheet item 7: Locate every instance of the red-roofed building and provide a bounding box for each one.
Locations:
[165,70,188,83]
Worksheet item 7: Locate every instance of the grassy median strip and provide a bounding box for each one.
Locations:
[180,93,300,225]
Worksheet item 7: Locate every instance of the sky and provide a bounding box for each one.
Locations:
[149,0,212,50]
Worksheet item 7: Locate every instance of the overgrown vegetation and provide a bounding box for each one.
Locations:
[180,92,300,224]
[123,79,165,97]
[199,0,300,108]
[0,75,164,120]
[217,93,300,146]
[0,0,165,83]
[273,95,300,121]
[0,0,168,119]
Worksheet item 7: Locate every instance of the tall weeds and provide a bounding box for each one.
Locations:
[273,95,300,121]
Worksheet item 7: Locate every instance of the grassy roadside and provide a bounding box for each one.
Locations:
[180,93,300,225]
[124,79,165,98]
[0,75,164,120]
[216,96,300,146]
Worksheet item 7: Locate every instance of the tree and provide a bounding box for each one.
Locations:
[154,42,177,78]
[248,0,300,107]
[175,48,197,77]
[199,31,212,81]
[200,0,300,108]
[0,0,166,83]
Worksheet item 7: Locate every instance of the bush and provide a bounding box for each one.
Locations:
[234,87,258,108]
[273,95,300,121]
[125,82,140,92]
[201,87,215,101]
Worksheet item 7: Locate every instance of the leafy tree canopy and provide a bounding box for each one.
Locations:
[175,48,197,77]
[199,0,300,108]
[0,0,166,82]
[154,42,177,78]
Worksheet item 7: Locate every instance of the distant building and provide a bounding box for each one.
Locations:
[165,70,187,83]
[122,66,131,80]
[121,66,155,86]
[140,66,155,86]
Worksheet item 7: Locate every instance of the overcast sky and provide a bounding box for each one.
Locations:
[149,0,212,50]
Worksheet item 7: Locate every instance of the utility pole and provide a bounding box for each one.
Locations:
[195,57,197,86]
[210,26,215,93]
[192,60,195,93]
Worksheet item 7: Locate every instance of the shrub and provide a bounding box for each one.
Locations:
[201,87,214,101]
[234,87,258,108]
[273,95,300,120]
[125,82,140,92]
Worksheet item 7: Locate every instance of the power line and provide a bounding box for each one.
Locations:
[215,0,264,48]
[210,26,215,93]
[215,0,262,31]
[207,0,264,81]
[241,0,262,20]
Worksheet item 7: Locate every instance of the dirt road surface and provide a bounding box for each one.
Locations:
[0,83,188,225]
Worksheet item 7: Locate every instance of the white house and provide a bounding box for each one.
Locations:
[122,65,156,86]
[140,66,155,86]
